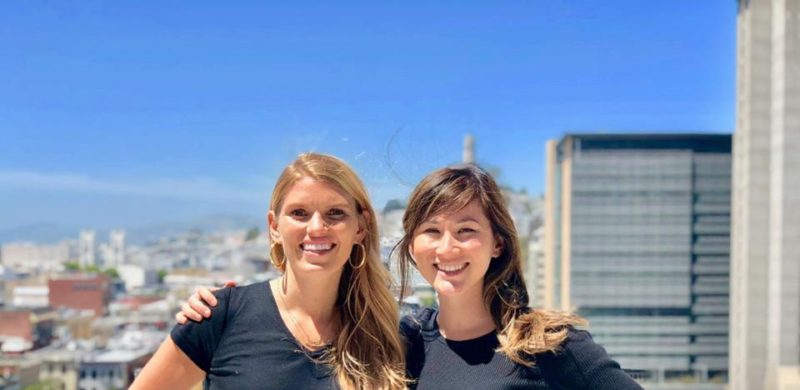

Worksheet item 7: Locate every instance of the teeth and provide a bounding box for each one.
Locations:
[303,243,333,251]
[437,263,467,272]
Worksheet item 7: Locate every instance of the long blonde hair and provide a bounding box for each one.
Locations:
[270,153,407,389]
[396,164,586,365]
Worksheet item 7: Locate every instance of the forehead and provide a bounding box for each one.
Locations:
[280,177,355,209]
[424,200,489,224]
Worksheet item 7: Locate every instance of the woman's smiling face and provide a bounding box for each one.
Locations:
[270,177,365,274]
[410,200,501,297]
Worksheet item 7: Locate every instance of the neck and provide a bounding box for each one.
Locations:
[436,282,495,341]
[274,265,342,321]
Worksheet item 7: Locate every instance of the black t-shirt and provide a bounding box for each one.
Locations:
[170,282,337,390]
[400,308,644,390]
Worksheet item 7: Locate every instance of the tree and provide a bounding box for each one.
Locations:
[245,227,260,241]
[64,261,81,271]
[103,268,120,279]
[24,379,61,390]
[157,269,168,284]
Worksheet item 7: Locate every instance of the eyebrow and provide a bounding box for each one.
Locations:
[283,202,353,210]
[422,216,482,225]
[457,217,482,224]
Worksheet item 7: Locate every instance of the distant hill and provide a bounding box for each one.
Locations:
[0,214,263,245]
[0,223,79,244]
[125,214,263,245]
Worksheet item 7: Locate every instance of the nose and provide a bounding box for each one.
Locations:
[307,212,327,235]
[435,231,460,257]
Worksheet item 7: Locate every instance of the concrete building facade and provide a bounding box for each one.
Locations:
[730,1,800,389]
[544,133,731,388]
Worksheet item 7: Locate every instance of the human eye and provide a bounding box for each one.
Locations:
[327,208,347,219]
[289,209,307,218]
[422,227,440,234]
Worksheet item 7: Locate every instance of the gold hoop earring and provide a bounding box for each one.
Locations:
[270,242,285,268]
[349,243,367,269]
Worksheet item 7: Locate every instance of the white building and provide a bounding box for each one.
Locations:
[526,225,547,309]
[117,264,157,291]
[35,350,82,390]
[730,1,800,390]
[78,349,152,390]
[0,241,72,273]
[79,230,96,268]
[11,286,49,308]
[109,230,126,266]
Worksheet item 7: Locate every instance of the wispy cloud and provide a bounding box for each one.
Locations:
[0,171,265,202]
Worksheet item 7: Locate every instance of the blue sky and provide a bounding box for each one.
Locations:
[0,1,737,233]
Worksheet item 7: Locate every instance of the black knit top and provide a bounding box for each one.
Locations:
[171,282,336,389]
[401,308,644,390]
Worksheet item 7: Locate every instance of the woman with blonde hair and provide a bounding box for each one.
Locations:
[132,153,407,390]
[180,163,643,389]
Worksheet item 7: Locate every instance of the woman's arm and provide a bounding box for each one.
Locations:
[130,335,206,390]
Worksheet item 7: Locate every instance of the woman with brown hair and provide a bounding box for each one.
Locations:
[131,153,407,390]
[394,164,642,389]
[179,163,643,389]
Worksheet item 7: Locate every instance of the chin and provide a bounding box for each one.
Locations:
[297,258,347,272]
[433,281,464,297]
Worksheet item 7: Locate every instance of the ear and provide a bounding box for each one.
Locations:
[407,245,418,266]
[355,210,370,242]
[491,237,503,259]
[268,211,281,244]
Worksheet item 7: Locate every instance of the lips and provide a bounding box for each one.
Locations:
[434,262,468,274]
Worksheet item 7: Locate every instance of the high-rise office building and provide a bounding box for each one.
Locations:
[730,1,800,389]
[78,230,96,268]
[544,133,731,388]
[109,229,126,266]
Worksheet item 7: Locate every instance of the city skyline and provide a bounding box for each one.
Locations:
[0,1,736,231]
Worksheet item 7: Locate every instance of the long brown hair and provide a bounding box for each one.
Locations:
[395,164,585,365]
[270,153,407,389]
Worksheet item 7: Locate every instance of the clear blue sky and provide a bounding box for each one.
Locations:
[0,0,736,232]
